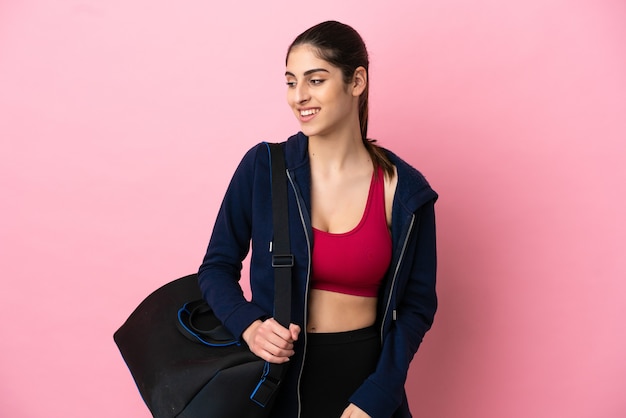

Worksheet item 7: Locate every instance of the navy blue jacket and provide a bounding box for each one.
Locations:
[198,132,438,418]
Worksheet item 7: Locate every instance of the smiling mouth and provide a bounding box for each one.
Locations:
[300,108,320,117]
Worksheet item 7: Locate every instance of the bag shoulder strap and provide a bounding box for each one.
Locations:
[250,142,292,408]
[268,142,292,328]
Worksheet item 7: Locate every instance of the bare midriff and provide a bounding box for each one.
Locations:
[306,288,377,333]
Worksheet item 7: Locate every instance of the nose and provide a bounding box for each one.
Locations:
[294,82,310,105]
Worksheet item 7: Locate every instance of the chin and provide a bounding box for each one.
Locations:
[299,125,317,137]
[300,124,332,139]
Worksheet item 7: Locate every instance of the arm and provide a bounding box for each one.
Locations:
[198,144,301,360]
[197,144,268,339]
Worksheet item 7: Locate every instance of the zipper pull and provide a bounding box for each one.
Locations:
[392,309,397,320]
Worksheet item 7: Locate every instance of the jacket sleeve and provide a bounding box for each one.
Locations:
[197,143,269,340]
[349,199,438,418]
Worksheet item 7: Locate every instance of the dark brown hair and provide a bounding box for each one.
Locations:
[287,21,394,178]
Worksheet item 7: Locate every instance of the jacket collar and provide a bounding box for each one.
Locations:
[283,132,312,215]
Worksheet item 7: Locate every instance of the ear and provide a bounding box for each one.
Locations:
[351,66,367,97]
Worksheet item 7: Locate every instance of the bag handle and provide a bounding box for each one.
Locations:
[176,300,239,346]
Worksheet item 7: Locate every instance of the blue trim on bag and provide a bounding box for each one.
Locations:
[249,362,271,407]
[177,303,241,347]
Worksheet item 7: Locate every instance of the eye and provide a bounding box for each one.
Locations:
[310,79,325,86]
[286,81,296,88]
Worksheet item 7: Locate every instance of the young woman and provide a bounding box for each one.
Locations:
[198,21,438,418]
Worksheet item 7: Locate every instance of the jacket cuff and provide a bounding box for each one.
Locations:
[349,378,398,418]
[223,301,269,340]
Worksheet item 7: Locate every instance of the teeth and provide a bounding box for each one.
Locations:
[300,109,319,116]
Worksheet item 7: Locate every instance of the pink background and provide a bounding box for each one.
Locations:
[1,1,625,417]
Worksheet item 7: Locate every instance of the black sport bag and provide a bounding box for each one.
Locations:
[114,274,280,417]
[114,143,292,417]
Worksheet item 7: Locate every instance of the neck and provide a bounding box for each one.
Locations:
[308,128,370,174]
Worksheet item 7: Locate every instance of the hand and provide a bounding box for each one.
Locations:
[340,403,372,418]
[242,318,301,364]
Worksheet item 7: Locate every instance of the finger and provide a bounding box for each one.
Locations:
[264,318,296,342]
[260,350,292,363]
[289,323,301,341]
[257,325,295,351]
[341,404,370,418]
[255,342,293,363]
[247,319,298,362]
[257,338,294,357]
[253,327,295,356]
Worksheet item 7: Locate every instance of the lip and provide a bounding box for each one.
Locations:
[297,107,320,123]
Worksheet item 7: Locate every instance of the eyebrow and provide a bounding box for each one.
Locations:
[285,68,330,77]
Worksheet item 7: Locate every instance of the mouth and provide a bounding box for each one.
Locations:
[299,108,320,117]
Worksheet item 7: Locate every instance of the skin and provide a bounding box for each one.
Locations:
[243,44,398,418]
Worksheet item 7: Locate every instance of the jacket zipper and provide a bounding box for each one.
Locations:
[287,168,417,414]
[380,213,415,342]
[286,170,312,418]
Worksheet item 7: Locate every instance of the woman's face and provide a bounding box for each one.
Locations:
[285,44,359,139]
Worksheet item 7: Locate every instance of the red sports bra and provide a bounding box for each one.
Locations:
[311,167,392,297]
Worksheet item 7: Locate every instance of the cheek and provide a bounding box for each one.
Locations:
[325,90,348,112]
[326,85,348,103]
